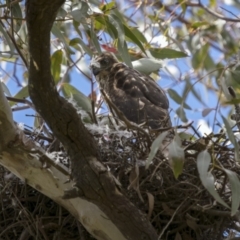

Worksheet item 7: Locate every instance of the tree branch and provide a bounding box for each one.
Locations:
[25,0,158,239]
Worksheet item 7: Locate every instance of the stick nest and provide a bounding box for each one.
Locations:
[1,116,240,240]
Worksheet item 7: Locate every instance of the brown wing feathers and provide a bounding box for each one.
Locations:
[90,52,171,129]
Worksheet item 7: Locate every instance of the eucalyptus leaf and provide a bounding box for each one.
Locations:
[146,132,168,169]
[224,169,240,216]
[118,40,132,67]
[168,89,192,110]
[11,3,23,33]
[202,108,215,117]
[51,49,63,84]
[70,2,89,22]
[0,23,15,56]
[1,82,11,96]
[169,135,185,179]
[231,70,240,85]
[0,81,14,128]
[132,58,162,75]
[69,38,92,56]
[109,13,125,48]
[150,48,188,59]
[90,23,101,53]
[176,107,188,123]
[62,83,92,123]
[51,24,74,54]
[222,115,240,162]
[197,150,229,209]
[123,24,146,54]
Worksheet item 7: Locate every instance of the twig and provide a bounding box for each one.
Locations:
[158,199,187,239]
[198,0,240,22]
[6,96,35,109]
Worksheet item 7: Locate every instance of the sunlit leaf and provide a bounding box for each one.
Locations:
[34,113,42,129]
[88,2,103,14]
[169,135,185,179]
[132,58,162,75]
[100,2,115,12]
[149,48,188,59]
[61,83,92,123]
[197,150,229,209]
[51,49,63,84]
[210,0,216,7]
[146,132,168,169]
[178,132,196,141]
[191,21,209,29]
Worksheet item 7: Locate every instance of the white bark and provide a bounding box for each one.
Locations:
[0,83,126,240]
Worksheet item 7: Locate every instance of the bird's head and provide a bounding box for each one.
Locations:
[90,52,118,76]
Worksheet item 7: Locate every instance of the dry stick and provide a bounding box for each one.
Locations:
[6,96,35,109]
[158,199,187,240]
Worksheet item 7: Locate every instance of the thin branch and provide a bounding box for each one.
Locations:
[198,0,240,22]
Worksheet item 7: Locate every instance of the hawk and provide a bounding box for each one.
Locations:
[90,52,172,132]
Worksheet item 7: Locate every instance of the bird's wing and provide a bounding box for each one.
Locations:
[111,63,169,110]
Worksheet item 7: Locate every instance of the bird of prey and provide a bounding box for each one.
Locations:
[90,52,172,133]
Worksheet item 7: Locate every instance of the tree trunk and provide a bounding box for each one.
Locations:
[0,1,159,239]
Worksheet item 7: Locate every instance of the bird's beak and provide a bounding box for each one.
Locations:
[90,60,101,76]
